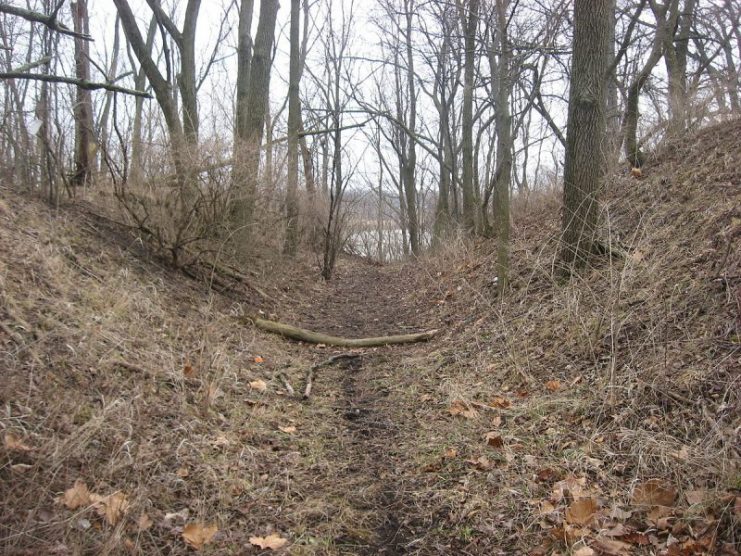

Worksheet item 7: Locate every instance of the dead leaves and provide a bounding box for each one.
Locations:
[3,431,33,452]
[61,480,91,510]
[182,522,218,550]
[249,533,288,550]
[249,379,268,392]
[58,481,129,525]
[632,478,677,507]
[448,399,478,419]
[566,497,599,526]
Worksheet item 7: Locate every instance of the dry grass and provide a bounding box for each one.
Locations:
[1,119,739,555]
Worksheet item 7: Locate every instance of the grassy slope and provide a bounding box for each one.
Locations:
[0,120,739,555]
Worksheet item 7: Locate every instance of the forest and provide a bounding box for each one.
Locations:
[0,0,739,554]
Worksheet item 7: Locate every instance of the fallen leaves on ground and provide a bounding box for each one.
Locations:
[632,479,677,506]
[182,522,218,550]
[484,431,504,448]
[545,380,561,392]
[60,480,91,510]
[58,481,129,525]
[90,492,129,525]
[183,362,197,378]
[249,379,267,392]
[137,513,153,531]
[3,431,33,451]
[565,497,599,526]
[249,533,288,550]
[448,399,477,419]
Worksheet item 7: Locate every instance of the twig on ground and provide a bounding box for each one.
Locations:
[303,353,361,400]
[277,372,295,396]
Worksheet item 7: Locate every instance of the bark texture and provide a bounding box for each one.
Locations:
[559,0,612,269]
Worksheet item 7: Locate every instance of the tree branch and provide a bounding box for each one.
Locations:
[0,2,92,41]
[0,72,151,97]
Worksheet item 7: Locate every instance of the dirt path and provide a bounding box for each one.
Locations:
[293,262,439,554]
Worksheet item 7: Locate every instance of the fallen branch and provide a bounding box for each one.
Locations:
[277,372,295,396]
[247,315,438,347]
[303,354,360,400]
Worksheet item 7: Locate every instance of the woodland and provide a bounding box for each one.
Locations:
[0,0,739,554]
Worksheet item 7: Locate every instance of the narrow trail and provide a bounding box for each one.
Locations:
[293,262,439,554]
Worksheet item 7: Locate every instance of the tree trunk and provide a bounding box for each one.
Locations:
[71,0,94,188]
[179,0,201,142]
[284,0,301,255]
[491,0,511,292]
[129,14,157,184]
[461,0,478,233]
[402,0,420,256]
[98,15,120,173]
[231,0,279,235]
[114,0,192,198]
[622,0,679,167]
[559,0,612,270]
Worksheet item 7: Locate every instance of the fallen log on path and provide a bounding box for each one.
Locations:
[246,315,438,347]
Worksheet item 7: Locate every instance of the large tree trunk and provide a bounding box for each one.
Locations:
[559,0,612,270]
[663,0,695,136]
[179,0,201,142]
[231,0,279,236]
[71,0,94,188]
[233,0,254,144]
[460,0,478,233]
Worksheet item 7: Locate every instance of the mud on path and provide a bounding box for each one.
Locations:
[290,261,442,554]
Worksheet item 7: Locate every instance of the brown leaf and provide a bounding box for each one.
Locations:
[442,448,457,459]
[566,497,599,526]
[137,513,153,531]
[592,536,633,555]
[249,533,288,550]
[4,432,33,452]
[183,522,218,550]
[176,467,190,478]
[545,380,561,392]
[278,426,297,434]
[490,396,511,409]
[632,479,677,506]
[484,431,504,448]
[90,491,129,525]
[183,362,197,378]
[552,475,588,503]
[61,480,91,510]
[467,455,494,471]
[537,501,557,516]
[685,489,706,506]
[573,547,595,556]
[536,468,558,483]
[602,523,629,537]
[254,356,264,364]
[448,400,477,419]
[249,379,267,392]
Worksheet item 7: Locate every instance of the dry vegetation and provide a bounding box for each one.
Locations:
[1,120,739,555]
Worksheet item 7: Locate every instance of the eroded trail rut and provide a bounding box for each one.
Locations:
[294,263,436,554]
